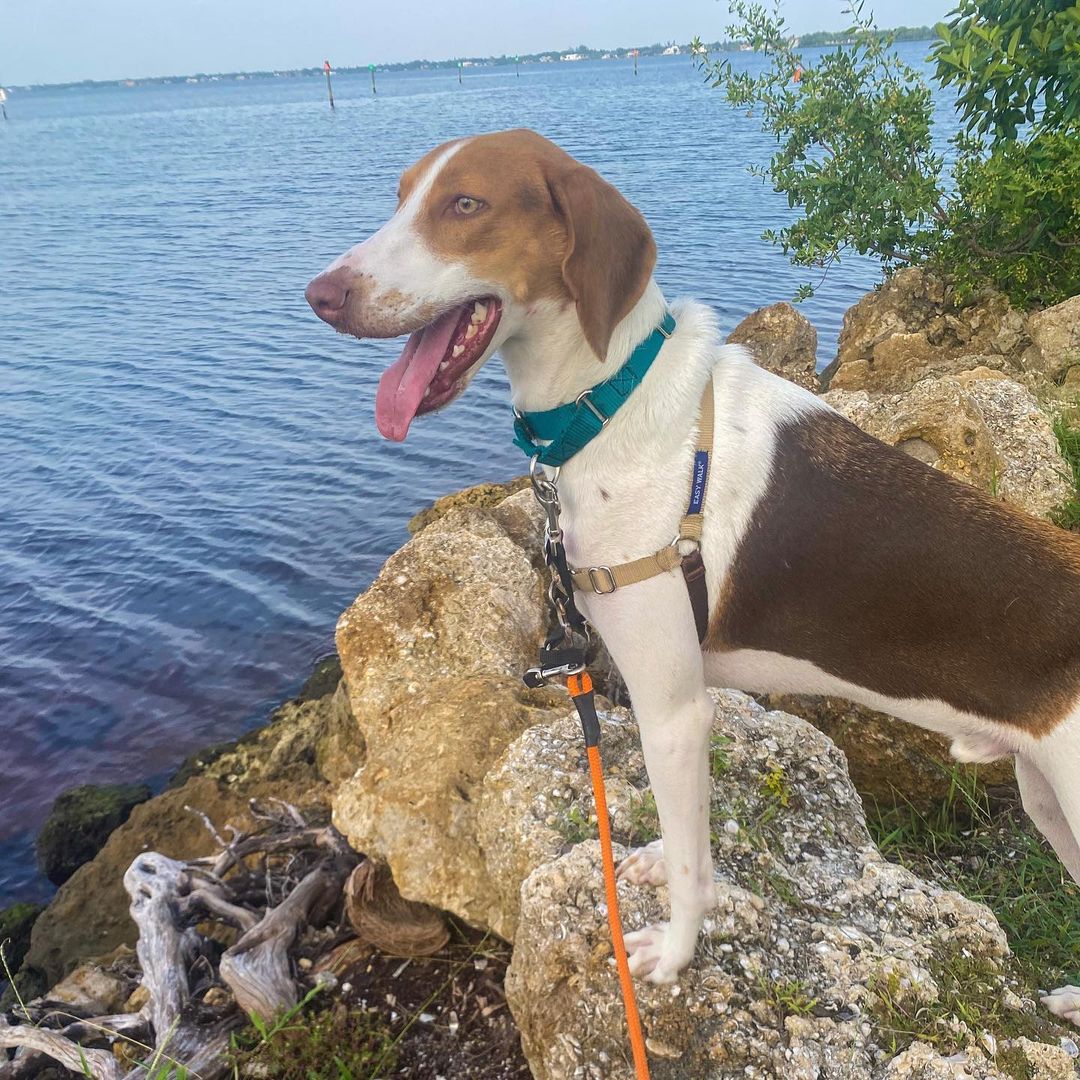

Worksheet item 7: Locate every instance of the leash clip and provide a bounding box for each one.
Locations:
[523,657,586,688]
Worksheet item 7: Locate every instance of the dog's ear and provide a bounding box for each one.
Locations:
[548,165,657,361]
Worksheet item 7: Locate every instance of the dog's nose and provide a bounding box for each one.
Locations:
[305,271,350,324]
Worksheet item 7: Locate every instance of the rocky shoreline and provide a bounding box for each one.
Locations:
[4,271,1080,1078]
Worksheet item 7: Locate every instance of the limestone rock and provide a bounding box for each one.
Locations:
[824,269,1030,393]
[46,958,131,1014]
[824,373,1071,519]
[36,783,152,886]
[1023,294,1080,384]
[407,476,531,535]
[24,678,351,985]
[760,695,1015,812]
[884,1037,1080,1080]
[333,490,566,937]
[727,302,819,391]
[501,691,1066,1080]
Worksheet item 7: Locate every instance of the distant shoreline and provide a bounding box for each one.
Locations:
[5,26,937,94]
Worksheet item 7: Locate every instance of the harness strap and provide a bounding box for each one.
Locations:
[569,377,715,643]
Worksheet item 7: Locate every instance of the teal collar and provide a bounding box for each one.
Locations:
[513,312,676,467]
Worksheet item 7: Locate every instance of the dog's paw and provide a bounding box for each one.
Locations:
[623,923,690,984]
[617,840,667,887]
[1042,985,1080,1026]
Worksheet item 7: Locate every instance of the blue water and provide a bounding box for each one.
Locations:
[0,48,957,904]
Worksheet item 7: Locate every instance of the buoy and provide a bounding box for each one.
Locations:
[323,59,335,109]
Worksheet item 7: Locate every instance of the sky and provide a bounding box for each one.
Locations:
[0,0,952,86]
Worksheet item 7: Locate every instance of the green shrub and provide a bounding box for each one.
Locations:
[697,0,1080,308]
[938,131,1080,306]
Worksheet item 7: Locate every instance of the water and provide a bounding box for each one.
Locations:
[0,47,957,904]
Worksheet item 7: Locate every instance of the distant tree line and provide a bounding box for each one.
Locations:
[797,25,935,47]
[12,26,934,92]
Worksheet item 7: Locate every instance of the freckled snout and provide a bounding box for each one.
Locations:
[305,269,351,326]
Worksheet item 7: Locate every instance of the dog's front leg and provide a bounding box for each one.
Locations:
[581,574,715,984]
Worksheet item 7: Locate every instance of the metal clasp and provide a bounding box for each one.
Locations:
[575,390,610,428]
[587,566,617,594]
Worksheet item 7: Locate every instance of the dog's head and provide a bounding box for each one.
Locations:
[305,129,656,440]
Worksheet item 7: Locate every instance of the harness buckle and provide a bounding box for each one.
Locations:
[587,566,618,595]
[575,390,610,428]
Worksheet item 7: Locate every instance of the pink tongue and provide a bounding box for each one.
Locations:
[375,306,464,441]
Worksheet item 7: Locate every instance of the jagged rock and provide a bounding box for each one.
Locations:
[727,302,819,390]
[407,476,531,535]
[501,691,1068,1079]
[760,695,1015,812]
[1022,294,1080,385]
[823,269,1030,393]
[333,491,569,937]
[46,954,133,1014]
[884,1037,1080,1079]
[23,678,353,985]
[36,783,152,887]
[824,371,1071,519]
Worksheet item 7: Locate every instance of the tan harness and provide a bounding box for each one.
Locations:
[568,378,715,641]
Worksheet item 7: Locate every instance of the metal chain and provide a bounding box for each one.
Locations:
[522,456,590,688]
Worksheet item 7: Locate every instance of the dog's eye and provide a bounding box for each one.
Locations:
[454,196,483,216]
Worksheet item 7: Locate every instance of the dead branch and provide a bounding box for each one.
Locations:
[123,851,201,1044]
[220,859,348,1021]
[2,801,362,1078]
[0,1018,123,1080]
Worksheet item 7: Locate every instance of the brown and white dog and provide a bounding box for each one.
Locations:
[306,129,1080,1022]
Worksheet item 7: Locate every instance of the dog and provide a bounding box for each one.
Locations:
[306,128,1080,1024]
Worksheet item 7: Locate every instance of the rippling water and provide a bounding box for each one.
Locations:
[0,47,957,902]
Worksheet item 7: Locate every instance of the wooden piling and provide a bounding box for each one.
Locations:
[369,63,377,94]
[514,56,520,77]
[323,59,335,109]
[632,49,639,76]
[458,61,462,84]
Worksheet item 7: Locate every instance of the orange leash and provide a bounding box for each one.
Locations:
[569,673,651,1080]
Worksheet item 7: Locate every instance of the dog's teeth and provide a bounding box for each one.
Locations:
[439,360,450,371]
[465,323,477,339]
[473,301,487,322]
[452,344,465,357]
[423,388,431,399]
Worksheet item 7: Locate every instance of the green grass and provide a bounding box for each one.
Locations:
[710,733,734,779]
[867,949,1061,1070]
[552,803,594,846]
[627,788,659,846]
[229,995,397,1080]
[1050,406,1080,529]
[867,768,1080,989]
[759,976,819,1019]
[864,771,1079,1078]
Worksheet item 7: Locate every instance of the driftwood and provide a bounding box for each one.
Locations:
[0,800,362,1080]
[0,1018,123,1079]
[220,861,348,1020]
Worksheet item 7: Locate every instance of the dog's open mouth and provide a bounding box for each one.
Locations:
[375,297,502,441]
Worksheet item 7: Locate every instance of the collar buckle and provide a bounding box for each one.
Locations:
[575,390,610,428]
